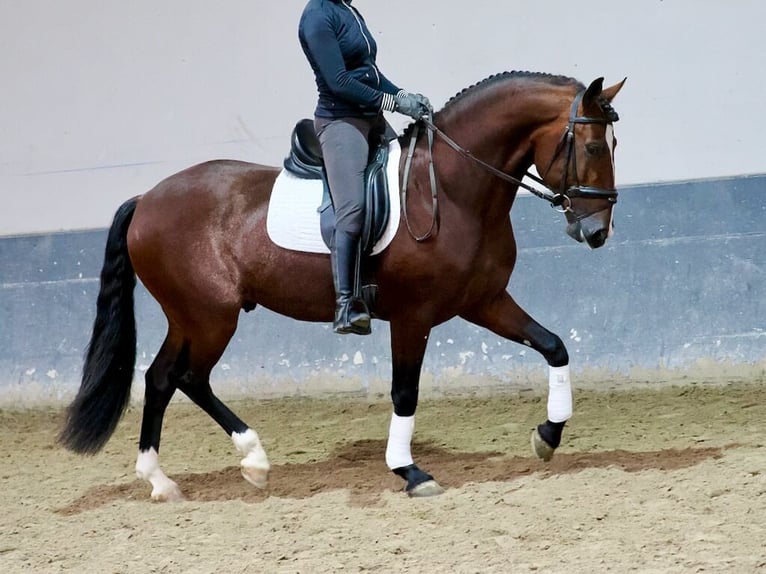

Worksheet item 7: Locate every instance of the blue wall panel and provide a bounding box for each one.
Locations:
[1,175,764,404]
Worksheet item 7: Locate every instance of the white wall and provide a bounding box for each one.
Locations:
[2,1,764,236]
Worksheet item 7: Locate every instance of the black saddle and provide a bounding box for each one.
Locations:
[282,119,392,256]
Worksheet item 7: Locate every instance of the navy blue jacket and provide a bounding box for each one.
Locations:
[299,0,402,118]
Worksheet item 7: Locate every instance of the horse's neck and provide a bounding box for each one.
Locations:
[439,85,563,168]
[434,87,559,217]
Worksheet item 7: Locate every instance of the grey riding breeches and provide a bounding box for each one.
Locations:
[314,115,385,238]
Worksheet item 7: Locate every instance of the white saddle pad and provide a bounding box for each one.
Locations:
[266,140,401,255]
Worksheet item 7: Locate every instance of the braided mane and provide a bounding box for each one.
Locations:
[442,70,582,109]
[401,71,619,140]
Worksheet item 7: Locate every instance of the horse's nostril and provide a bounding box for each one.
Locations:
[587,229,609,249]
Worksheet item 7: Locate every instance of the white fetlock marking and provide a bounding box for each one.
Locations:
[232,429,270,472]
[548,364,573,423]
[135,448,183,501]
[385,413,415,470]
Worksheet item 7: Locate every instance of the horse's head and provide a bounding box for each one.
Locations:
[532,77,626,249]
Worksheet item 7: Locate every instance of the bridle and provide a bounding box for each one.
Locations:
[401,89,618,241]
[528,90,619,210]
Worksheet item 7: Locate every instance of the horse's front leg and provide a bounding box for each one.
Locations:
[387,319,445,497]
[461,290,571,461]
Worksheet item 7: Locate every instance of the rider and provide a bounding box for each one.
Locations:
[299,0,430,335]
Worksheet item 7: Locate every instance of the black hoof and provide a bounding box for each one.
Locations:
[531,420,566,462]
[537,420,565,448]
[392,464,445,497]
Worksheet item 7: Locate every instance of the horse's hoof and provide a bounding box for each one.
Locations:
[531,428,555,462]
[241,466,269,489]
[151,483,185,502]
[407,479,445,498]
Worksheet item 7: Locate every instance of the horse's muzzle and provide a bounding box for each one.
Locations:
[566,213,612,249]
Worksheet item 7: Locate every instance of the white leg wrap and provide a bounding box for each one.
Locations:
[135,448,183,501]
[385,413,415,470]
[232,429,270,472]
[547,364,573,423]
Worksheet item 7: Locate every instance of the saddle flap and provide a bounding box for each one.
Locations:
[361,140,391,253]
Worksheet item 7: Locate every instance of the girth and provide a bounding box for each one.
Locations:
[282,119,392,256]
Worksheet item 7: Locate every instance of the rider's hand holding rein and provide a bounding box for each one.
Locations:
[396,92,432,120]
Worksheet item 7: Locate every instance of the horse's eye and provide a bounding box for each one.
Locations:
[585,142,607,156]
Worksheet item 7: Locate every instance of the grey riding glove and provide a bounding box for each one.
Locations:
[412,93,432,115]
[395,92,430,120]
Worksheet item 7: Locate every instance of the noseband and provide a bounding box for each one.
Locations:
[401,89,618,241]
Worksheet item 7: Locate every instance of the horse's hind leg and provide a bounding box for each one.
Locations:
[136,317,269,501]
[135,332,186,501]
[173,317,270,489]
[461,291,571,461]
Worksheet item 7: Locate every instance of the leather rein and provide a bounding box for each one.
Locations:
[401,89,617,242]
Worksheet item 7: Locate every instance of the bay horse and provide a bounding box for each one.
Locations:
[59,72,625,501]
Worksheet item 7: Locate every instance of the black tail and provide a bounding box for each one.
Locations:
[59,197,139,454]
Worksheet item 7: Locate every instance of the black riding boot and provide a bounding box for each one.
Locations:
[331,230,371,335]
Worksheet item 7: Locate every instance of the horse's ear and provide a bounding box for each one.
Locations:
[583,77,604,103]
[600,77,627,103]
